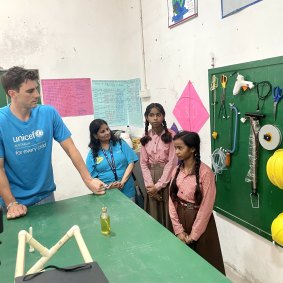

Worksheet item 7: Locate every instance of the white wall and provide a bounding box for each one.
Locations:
[1,0,283,282]
[138,1,283,283]
[0,0,141,199]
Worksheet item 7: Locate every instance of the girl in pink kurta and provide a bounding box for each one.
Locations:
[169,131,225,275]
[140,103,177,230]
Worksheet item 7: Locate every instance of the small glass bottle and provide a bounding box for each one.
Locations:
[100,207,111,235]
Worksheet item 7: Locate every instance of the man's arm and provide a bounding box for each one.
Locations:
[0,158,27,219]
[60,137,105,195]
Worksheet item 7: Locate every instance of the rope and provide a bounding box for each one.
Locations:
[211,148,226,175]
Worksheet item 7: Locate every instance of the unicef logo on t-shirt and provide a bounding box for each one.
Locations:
[35,130,44,138]
[13,130,44,142]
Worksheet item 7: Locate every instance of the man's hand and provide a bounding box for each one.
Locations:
[7,202,27,220]
[87,178,106,195]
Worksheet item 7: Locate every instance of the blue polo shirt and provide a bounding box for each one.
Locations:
[86,140,138,198]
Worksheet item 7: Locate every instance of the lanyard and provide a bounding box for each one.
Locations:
[101,145,118,181]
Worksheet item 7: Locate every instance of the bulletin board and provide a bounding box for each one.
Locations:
[208,56,283,242]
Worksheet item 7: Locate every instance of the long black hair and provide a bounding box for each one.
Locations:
[88,119,120,159]
[169,131,202,205]
[140,103,172,146]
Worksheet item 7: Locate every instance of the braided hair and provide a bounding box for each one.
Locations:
[140,103,172,146]
[169,161,183,202]
[169,131,203,205]
[88,119,120,160]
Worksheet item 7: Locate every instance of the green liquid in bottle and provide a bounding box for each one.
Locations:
[100,207,111,235]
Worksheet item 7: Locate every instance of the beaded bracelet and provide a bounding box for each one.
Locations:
[7,201,19,211]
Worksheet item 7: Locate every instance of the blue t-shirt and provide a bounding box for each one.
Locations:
[86,140,138,198]
[0,105,71,206]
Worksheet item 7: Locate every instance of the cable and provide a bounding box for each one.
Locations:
[211,148,227,175]
[256,81,272,112]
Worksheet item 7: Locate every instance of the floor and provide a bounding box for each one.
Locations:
[225,266,250,283]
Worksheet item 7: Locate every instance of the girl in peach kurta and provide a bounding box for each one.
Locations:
[140,103,177,230]
[169,131,225,275]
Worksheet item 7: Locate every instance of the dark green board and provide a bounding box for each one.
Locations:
[0,71,9,107]
[208,56,283,242]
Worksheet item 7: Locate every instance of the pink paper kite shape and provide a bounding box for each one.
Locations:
[173,81,209,133]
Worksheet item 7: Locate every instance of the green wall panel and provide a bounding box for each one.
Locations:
[209,56,283,241]
[0,71,8,107]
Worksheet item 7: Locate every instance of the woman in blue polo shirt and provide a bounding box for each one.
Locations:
[86,119,138,200]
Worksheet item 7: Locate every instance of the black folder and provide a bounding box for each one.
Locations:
[15,262,109,283]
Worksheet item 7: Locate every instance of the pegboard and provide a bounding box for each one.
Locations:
[208,56,283,241]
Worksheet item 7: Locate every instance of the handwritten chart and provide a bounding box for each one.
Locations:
[92,79,143,127]
[41,78,93,117]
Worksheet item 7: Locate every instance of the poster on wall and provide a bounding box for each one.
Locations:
[221,0,262,18]
[41,78,93,117]
[92,79,143,127]
[167,0,198,28]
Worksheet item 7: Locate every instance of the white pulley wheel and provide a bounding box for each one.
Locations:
[259,125,282,150]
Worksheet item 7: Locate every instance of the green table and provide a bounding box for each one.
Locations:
[0,190,230,283]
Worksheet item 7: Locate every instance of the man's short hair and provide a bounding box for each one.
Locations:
[1,66,38,94]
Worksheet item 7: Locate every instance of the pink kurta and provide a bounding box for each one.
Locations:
[140,129,178,190]
[169,162,216,241]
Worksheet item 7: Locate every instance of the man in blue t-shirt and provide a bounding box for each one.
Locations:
[0,67,105,220]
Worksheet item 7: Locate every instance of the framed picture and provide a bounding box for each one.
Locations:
[167,0,198,28]
[221,0,262,18]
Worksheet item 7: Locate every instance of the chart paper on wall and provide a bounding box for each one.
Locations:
[92,79,143,127]
[41,78,93,117]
